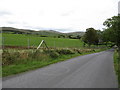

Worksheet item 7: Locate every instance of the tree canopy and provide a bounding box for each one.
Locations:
[103,16,120,48]
[82,28,99,46]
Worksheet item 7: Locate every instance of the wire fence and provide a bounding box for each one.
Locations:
[2,36,85,49]
[2,36,107,50]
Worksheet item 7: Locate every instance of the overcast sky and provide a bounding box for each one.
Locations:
[0,0,119,33]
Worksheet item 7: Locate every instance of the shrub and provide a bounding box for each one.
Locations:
[33,50,41,57]
[56,49,75,55]
[2,50,20,65]
[28,51,34,58]
[19,52,28,59]
[43,49,52,54]
[28,50,42,58]
[76,50,82,54]
[92,49,96,52]
[49,51,59,58]
[27,50,50,61]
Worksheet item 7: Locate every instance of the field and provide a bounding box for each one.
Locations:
[2,33,84,48]
[2,33,108,77]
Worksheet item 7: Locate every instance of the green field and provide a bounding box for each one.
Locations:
[2,33,108,77]
[3,33,84,48]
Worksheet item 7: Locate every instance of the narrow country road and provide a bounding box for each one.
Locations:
[2,49,118,88]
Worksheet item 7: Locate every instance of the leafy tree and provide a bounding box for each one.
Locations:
[82,28,99,47]
[68,35,73,39]
[96,30,104,44]
[103,16,120,48]
[101,29,111,45]
[58,35,65,38]
[76,35,81,39]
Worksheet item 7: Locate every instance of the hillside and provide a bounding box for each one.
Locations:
[66,31,85,36]
[1,27,85,37]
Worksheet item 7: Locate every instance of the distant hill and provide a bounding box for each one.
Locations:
[66,31,85,36]
[1,27,85,37]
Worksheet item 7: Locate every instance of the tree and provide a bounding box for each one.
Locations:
[103,16,120,48]
[96,30,103,44]
[82,28,99,47]
[58,35,65,38]
[68,35,73,39]
[76,35,81,39]
[102,30,109,45]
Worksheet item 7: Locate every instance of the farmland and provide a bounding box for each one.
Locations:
[2,33,84,48]
[2,33,108,77]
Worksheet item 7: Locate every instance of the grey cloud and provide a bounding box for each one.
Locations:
[7,21,18,24]
[0,11,11,16]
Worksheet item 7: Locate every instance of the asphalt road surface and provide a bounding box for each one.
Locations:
[2,49,118,88]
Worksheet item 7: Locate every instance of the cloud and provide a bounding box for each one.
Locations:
[0,0,119,32]
[61,10,74,16]
[7,21,18,24]
[0,11,11,16]
[119,1,120,14]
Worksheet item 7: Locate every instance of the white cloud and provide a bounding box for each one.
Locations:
[118,1,120,14]
[0,0,119,32]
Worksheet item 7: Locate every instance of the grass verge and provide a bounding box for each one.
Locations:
[114,49,120,87]
[2,48,107,77]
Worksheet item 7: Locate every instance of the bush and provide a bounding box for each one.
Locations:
[33,50,41,58]
[19,52,28,59]
[56,49,75,55]
[2,50,20,65]
[49,51,59,58]
[76,50,82,54]
[43,49,61,58]
[43,49,52,54]
[28,50,42,58]
[27,50,50,61]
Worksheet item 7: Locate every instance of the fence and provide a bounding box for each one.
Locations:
[2,36,85,49]
[2,35,107,49]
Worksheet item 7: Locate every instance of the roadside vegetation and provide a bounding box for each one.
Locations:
[2,48,107,77]
[2,31,109,77]
[114,49,120,86]
[103,16,120,86]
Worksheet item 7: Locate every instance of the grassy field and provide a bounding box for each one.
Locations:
[2,33,108,77]
[3,33,84,48]
[114,49,120,87]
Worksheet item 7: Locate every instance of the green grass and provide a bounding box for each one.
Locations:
[2,33,108,77]
[2,54,77,77]
[2,33,107,49]
[2,49,106,77]
[3,33,84,48]
[114,50,120,87]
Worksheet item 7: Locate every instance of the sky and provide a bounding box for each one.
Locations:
[0,0,119,33]
[118,1,120,14]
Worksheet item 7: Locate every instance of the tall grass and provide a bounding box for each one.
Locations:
[2,48,104,77]
[114,49,120,87]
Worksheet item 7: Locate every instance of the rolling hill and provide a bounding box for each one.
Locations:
[1,27,85,37]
